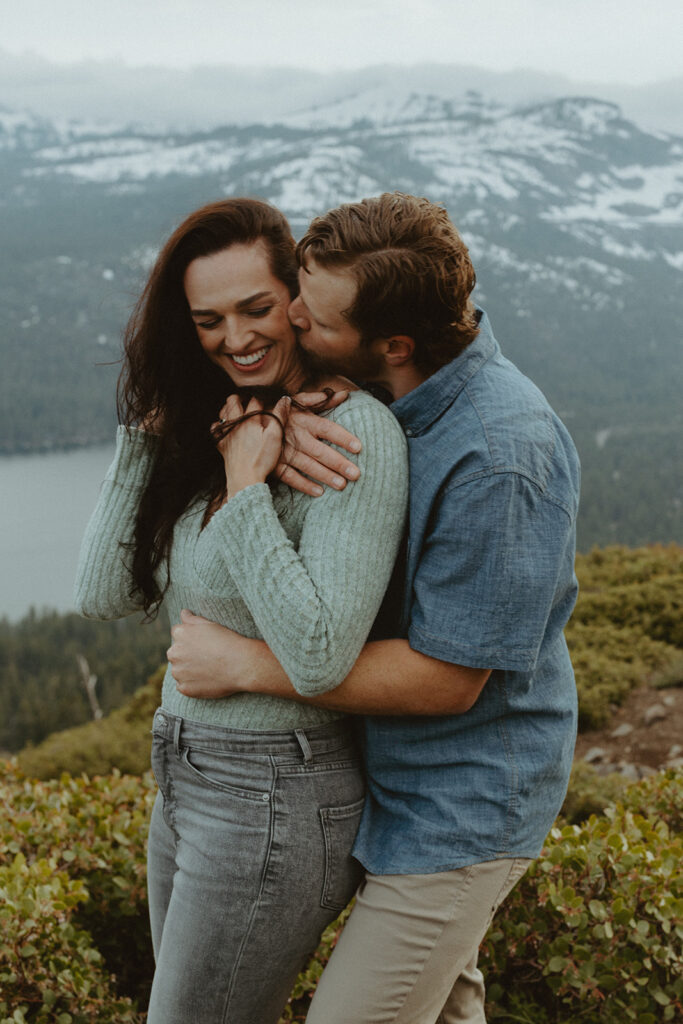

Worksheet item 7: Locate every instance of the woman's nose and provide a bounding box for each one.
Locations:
[223,318,252,351]
[288,296,310,330]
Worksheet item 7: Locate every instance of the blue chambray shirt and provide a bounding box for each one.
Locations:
[353,309,581,874]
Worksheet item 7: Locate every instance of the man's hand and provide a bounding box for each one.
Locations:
[168,610,490,716]
[168,610,261,698]
[277,390,362,496]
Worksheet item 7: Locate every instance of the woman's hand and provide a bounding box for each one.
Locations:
[214,394,290,498]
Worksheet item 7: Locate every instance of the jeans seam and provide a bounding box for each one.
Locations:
[221,756,277,1023]
[159,739,180,842]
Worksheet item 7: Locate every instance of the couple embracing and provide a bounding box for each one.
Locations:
[76,191,580,1023]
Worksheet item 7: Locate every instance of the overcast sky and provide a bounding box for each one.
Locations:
[3,0,682,84]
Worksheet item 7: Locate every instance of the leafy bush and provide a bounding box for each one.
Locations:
[2,759,681,1024]
[0,854,137,1023]
[0,760,156,1015]
[560,760,628,825]
[575,544,683,591]
[481,769,683,1024]
[567,545,683,727]
[566,620,678,728]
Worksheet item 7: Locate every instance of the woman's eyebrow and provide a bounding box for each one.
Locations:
[190,291,275,317]
[190,307,218,317]
[235,290,274,310]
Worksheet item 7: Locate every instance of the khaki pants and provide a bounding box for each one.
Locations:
[306,858,530,1024]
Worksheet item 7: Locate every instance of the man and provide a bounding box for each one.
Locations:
[168,193,580,1023]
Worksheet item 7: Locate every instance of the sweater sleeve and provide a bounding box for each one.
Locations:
[73,426,159,620]
[205,394,408,695]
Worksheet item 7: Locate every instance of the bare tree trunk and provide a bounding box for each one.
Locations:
[76,654,103,720]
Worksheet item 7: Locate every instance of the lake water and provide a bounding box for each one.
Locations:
[0,444,115,621]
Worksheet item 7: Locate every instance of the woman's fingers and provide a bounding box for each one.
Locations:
[219,394,244,421]
[272,394,291,426]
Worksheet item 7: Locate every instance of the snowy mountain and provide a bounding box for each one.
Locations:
[1,92,682,548]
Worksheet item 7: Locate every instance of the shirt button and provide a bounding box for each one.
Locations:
[405,428,413,437]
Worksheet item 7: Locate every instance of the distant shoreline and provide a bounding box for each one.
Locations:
[0,436,113,459]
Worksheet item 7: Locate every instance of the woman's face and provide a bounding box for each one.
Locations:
[184,240,303,393]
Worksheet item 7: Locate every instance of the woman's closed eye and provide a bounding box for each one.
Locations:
[247,305,273,318]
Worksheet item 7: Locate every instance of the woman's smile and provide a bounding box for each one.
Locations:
[230,344,272,368]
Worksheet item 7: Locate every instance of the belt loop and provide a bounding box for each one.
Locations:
[173,716,182,757]
[294,728,313,764]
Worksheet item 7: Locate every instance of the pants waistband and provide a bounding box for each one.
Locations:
[152,708,357,761]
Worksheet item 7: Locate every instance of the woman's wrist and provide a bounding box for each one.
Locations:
[226,471,268,499]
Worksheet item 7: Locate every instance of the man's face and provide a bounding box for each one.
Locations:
[288,259,384,379]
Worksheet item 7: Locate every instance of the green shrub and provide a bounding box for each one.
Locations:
[619,765,683,834]
[575,544,683,590]
[560,760,628,824]
[566,620,679,728]
[0,760,156,1013]
[481,770,683,1024]
[567,545,683,727]
[2,759,682,1023]
[0,853,137,1023]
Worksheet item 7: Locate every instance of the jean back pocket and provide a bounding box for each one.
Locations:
[319,797,365,911]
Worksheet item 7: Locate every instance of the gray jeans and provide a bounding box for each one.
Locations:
[146,709,365,1024]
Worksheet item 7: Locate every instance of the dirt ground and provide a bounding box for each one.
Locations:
[574,685,683,775]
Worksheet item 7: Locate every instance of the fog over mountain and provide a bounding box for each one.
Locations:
[1,50,682,135]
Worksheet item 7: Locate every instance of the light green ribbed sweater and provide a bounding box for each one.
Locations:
[74,392,408,730]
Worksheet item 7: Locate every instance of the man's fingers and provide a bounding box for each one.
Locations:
[307,414,362,454]
[287,435,360,481]
[285,447,356,489]
[275,463,325,497]
[292,389,348,409]
[288,408,362,454]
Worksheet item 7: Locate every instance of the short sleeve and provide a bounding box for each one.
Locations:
[407,471,576,672]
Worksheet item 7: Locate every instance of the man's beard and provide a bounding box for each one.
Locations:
[295,338,384,385]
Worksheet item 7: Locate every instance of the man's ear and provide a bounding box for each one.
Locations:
[383,335,416,366]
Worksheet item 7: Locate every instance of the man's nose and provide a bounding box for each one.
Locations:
[288,296,310,330]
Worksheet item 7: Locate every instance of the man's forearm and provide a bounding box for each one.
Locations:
[239,636,489,715]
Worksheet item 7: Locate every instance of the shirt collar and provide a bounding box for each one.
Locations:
[390,308,499,436]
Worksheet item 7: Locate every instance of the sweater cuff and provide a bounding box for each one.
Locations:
[211,483,273,537]
[106,425,159,488]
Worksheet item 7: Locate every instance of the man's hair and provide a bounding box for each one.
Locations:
[296,193,479,371]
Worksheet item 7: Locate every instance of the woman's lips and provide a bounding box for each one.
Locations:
[229,345,271,371]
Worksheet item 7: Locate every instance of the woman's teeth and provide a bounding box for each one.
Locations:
[232,346,270,367]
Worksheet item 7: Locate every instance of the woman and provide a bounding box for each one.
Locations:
[74,198,408,1024]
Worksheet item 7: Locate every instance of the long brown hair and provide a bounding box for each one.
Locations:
[117,198,299,616]
[297,192,479,372]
